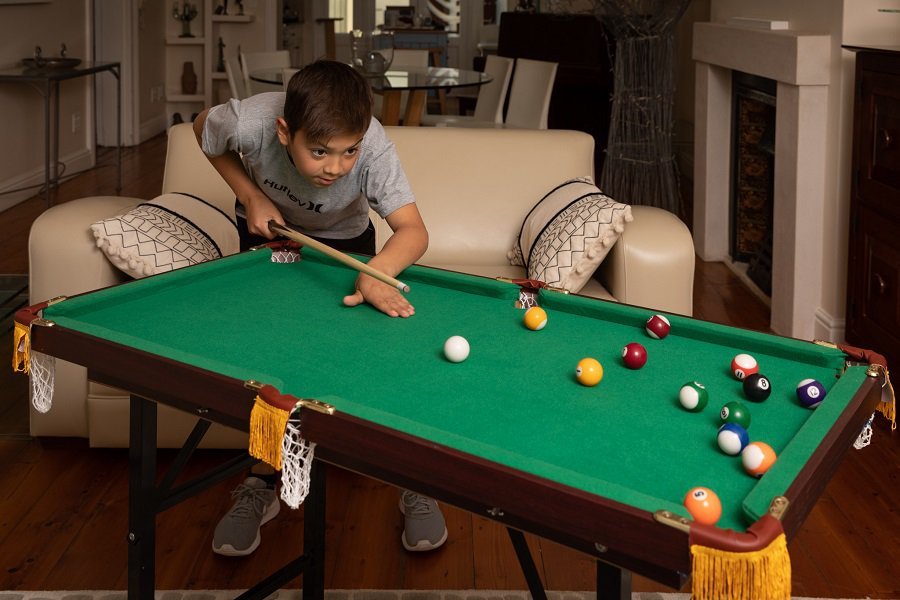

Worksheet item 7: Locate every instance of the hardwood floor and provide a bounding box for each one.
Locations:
[0,134,897,597]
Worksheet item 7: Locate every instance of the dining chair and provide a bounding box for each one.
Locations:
[224,56,248,100]
[421,55,514,127]
[504,58,558,129]
[373,49,429,125]
[391,48,430,68]
[240,50,291,96]
[476,24,499,58]
[282,67,300,91]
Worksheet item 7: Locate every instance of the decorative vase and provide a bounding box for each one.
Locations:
[181,61,198,95]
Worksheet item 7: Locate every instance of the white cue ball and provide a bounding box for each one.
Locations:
[443,335,470,363]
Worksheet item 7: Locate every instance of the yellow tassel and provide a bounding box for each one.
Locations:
[12,321,31,374]
[877,369,896,431]
[690,533,791,600]
[248,395,290,470]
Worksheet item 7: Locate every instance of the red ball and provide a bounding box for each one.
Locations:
[645,314,671,339]
[731,353,759,380]
[622,342,648,369]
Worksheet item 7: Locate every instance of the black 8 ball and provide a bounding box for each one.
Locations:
[743,373,772,402]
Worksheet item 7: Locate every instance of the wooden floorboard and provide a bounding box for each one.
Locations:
[0,133,897,597]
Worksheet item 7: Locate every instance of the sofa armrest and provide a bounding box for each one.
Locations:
[28,195,142,438]
[594,205,695,316]
[29,195,142,302]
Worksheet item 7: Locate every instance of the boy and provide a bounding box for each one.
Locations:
[193,60,446,556]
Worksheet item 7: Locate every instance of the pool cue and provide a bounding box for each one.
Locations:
[268,220,411,293]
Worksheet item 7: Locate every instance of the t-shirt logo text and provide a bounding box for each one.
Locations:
[264,179,323,212]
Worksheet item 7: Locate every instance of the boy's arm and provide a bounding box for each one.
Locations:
[343,203,428,317]
[192,109,284,238]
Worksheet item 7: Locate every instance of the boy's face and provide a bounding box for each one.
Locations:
[276,118,364,188]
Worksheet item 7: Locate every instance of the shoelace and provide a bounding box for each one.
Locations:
[401,492,434,517]
[228,483,272,520]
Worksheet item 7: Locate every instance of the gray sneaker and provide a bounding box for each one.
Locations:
[212,477,280,557]
[399,490,448,551]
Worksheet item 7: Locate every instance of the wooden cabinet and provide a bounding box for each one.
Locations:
[847,49,900,369]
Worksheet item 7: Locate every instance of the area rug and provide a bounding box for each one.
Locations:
[0,591,875,600]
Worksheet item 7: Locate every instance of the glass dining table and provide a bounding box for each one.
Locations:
[249,66,492,127]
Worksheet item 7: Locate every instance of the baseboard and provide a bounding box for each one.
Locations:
[0,147,94,213]
[0,189,33,213]
[813,307,846,344]
[139,114,169,144]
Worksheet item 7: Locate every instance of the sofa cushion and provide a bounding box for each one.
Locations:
[90,192,239,279]
[508,177,632,293]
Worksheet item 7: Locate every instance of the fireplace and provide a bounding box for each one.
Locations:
[731,71,776,296]
[692,22,831,340]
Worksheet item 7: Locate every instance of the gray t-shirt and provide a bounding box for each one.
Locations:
[201,92,415,239]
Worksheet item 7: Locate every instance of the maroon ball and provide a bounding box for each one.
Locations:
[645,314,671,339]
[622,342,648,369]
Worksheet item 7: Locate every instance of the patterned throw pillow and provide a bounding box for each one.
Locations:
[91,192,239,279]
[508,177,632,293]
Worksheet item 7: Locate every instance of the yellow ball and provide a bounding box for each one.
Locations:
[523,306,548,331]
[576,357,604,386]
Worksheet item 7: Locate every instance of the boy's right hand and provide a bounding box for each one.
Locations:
[243,194,285,239]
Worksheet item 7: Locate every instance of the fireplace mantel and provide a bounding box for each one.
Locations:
[693,22,831,339]
[694,22,830,86]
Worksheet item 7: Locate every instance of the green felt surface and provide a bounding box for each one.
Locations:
[44,248,859,531]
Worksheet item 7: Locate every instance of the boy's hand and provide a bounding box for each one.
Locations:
[343,273,415,318]
[244,194,285,238]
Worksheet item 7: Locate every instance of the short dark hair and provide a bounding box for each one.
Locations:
[283,60,373,142]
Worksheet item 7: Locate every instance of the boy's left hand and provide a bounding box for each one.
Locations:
[343,273,415,317]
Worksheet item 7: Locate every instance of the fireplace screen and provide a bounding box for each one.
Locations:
[731,72,776,295]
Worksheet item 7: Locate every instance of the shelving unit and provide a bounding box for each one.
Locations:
[165,2,208,123]
[165,0,280,123]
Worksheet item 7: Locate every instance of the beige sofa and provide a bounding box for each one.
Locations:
[28,123,695,447]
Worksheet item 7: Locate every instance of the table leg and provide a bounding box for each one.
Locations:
[124,397,315,600]
[425,49,448,115]
[596,560,632,600]
[403,90,427,127]
[236,460,326,600]
[381,91,402,126]
[127,395,158,600]
[303,460,327,600]
[506,528,548,600]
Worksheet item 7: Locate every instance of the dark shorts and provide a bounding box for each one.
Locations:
[237,212,377,256]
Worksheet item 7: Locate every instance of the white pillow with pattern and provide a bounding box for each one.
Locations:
[508,177,632,293]
[91,192,238,279]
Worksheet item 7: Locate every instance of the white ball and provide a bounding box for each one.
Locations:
[443,335,470,363]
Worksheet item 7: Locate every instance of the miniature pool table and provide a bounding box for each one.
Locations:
[15,244,885,599]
